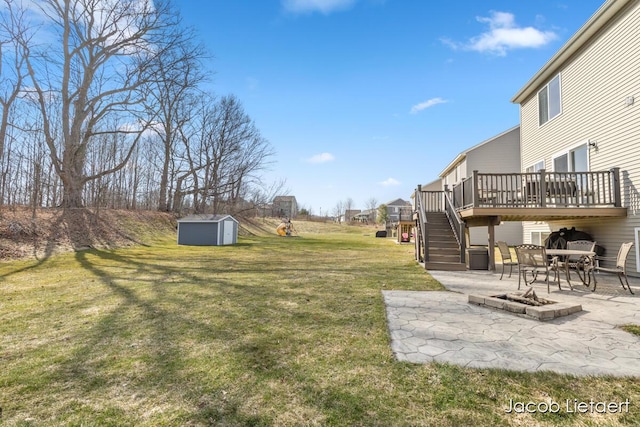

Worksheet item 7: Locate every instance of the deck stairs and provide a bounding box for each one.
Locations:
[422,212,467,271]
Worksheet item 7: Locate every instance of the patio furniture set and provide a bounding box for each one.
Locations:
[497,240,635,294]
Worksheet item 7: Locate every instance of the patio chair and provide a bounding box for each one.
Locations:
[497,241,518,280]
[563,240,596,284]
[515,244,561,293]
[590,241,634,294]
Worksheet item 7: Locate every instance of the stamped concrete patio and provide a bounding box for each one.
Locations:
[383,270,640,376]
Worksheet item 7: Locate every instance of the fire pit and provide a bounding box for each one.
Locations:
[468,288,582,321]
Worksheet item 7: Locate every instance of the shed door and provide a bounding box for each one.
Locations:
[223,220,234,244]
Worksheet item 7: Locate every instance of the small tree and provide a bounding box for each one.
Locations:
[377,204,388,225]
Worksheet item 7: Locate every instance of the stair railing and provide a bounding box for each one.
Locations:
[414,185,430,262]
[443,188,466,263]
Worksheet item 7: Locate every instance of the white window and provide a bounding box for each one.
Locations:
[530,231,550,246]
[552,143,589,172]
[538,74,561,125]
[526,160,545,173]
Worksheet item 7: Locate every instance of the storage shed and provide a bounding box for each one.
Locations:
[177,214,239,246]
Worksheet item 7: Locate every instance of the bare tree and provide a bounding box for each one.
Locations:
[143,26,207,211]
[247,177,289,217]
[19,0,181,208]
[365,197,378,222]
[332,200,344,222]
[0,1,31,205]
[173,94,274,214]
[344,197,354,221]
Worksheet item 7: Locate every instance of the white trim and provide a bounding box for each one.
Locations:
[525,159,545,173]
[530,230,551,246]
[635,227,640,273]
[551,140,590,172]
[538,74,563,127]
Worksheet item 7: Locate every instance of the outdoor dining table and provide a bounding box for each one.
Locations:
[545,249,596,289]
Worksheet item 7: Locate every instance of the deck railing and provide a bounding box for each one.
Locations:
[413,188,466,264]
[414,186,431,262]
[451,168,621,210]
[444,190,466,263]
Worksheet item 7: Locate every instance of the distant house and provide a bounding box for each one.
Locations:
[385,198,412,223]
[382,198,412,238]
[344,209,362,222]
[177,214,239,246]
[438,126,523,246]
[511,0,637,274]
[272,196,298,218]
[353,208,377,223]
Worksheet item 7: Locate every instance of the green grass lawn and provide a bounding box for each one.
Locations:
[1,222,639,426]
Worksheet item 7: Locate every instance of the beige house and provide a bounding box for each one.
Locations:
[511,0,640,275]
[438,126,523,246]
[385,198,412,223]
[272,196,298,218]
[414,0,634,271]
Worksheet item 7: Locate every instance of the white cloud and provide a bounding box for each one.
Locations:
[307,152,335,163]
[380,177,400,187]
[410,98,447,114]
[282,0,356,15]
[444,11,557,56]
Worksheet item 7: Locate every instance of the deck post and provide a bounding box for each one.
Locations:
[473,170,479,208]
[611,168,622,207]
[539,169,547,208]
[487,216,499,271]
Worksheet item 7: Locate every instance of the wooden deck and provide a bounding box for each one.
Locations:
[451,168,622,213]
[458,206,626,223]
[413,169,626,271]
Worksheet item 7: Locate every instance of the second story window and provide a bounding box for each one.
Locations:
[538,74,561,126]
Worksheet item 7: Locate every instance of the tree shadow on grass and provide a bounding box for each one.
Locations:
[10,234,413,425]
[0,208,157,281]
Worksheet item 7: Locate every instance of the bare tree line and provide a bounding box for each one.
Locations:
[0,0,280,215]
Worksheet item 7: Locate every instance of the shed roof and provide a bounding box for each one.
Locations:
[177,214,238,223]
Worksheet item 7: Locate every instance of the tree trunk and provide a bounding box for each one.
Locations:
[158,135,171,211]
[60,173,84,208]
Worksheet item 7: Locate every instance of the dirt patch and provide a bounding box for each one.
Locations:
[0,206,177,260]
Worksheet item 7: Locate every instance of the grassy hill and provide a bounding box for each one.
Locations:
[0,207,383,260]
[0,207,177,260]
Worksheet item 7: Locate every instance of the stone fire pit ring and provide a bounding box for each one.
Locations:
[468,290,582,321]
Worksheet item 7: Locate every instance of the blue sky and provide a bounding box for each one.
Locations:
[178,0,605,215]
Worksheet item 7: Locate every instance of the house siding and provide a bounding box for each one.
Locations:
[438,127,523,246]
[469,222,523,246]
[519,0,640,274]
[422,180,443,191]
[466,127,521,175]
